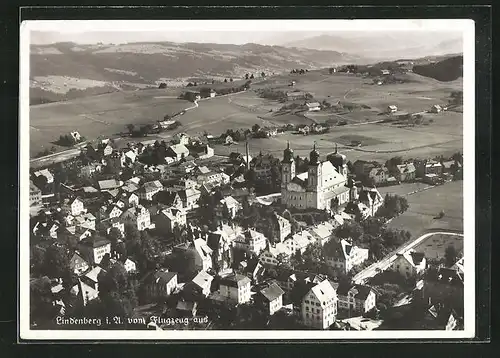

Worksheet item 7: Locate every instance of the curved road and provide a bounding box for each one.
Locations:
[353,231,464,285]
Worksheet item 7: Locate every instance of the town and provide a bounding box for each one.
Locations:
[29,121,464,331]
[28,33,465,332]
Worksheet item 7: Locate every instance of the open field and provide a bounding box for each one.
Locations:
[29,89,190,155]
[413,233,463,260]
[386,180,463,238]
[30,71,463,163]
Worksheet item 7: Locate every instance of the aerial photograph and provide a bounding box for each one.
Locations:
[25,21,466,335]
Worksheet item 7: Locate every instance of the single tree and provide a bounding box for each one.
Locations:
[444,245,458,267]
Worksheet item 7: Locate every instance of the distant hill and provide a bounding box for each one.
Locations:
[282,33,462,60]
[29,41,365,103]
[412,55,463,82]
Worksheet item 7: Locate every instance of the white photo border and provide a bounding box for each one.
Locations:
[19,19,475,341]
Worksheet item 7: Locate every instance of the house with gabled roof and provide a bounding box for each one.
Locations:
[273,213,291,242]
[391,250,426,278]
[98,179,123,191]
[69,252,90,276]
[70,197,85,216]
[120,204,152,231]
[218,273,252,304]
[234,229,268,256]
[337,283,376,314]
[167,143,190,162]
[395,163,416,182]
[283,231,315,255]
[255,282,285,315]
[301,279,338,329]
[357,187,384,218]
[368,167,388,185]
[142,268,178,301]
[325,239,369,274]
[78,236,111,266]
[154,207,187,233]
[138,180,163,201]
[216,196,241,219]
[186,270,214,298]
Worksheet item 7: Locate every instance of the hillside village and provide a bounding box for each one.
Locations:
[29,106,464,331]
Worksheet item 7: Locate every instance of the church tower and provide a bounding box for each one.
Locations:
[307,142,322,191]
[281,141,295,189]
[328,143,348,177]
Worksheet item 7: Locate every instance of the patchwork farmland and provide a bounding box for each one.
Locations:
[29,71,463,163]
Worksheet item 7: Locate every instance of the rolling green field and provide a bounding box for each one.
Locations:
[385,180,464,239]
[413,233,463,261]
[29,71,463,162]
[29,89,191,155]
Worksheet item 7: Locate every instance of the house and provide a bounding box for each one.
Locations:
[325,239,369,274]
[189,271,214,297]
[69,252,90,276]
[66,225,93,242]
[368,167,388,185]
[167,143,190,161]
[255,282,285,316]
[138,180,163,201]
[70,131,82,141]
[155,207,187,233]
[217,196,241,219]
[310,222,335,246]
[395,163,416,182]
[78,236,111,265]
[283,231,315,255]
[218,274,252,304]
[121,150,137,167]
[352,160,377,178]
[120,205,152,231]
[178,187,201,211]
[29,181,42,207]
[423,173,442,185]
[273,214,291,242]
[301,279,338,329]
[71,278,99,306]
[98,179,123,192]
[417,267,463,308]
[233,229,268,256]
[67,197,84,217]
[98,143,114,157]
[251,153,280,184]
[225,135,234,145]
[424,161,444,176]
[173,133,190,146]
[381,69,391,75]
[195,144,214,160]
[174,239,213,272]
[176,300,198,317]
[125,193,139,207]
[358,187,384,218]
[298,126,310,135]
[123,258,137,274]
[387,105,398,113]
[306,102,321,112]
[142,269,178,301]
[337,284,376,314]
[80,163,102,178]
[430,104,443,113]
[391,250,426,277]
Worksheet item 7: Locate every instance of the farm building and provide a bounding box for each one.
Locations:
[209,90,217,98]
[381,69,391,75]
[70,131,82,142]
[430,104,443,113]
[387,105,398,113]
[225,135,234,145]
[306,102,321,112]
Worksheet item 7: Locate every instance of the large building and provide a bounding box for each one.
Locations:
[281,143,350,210]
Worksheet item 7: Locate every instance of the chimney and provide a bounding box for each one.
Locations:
[245,141,250,171]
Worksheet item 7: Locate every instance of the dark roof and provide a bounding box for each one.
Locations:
[220,274,251,288]
[260,283,285,302]
[410,252,425,265]
[79,236,110,248]
[145,269,177,286]
[352,285,373,300]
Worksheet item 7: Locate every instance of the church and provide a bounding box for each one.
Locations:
[281,142,351,211]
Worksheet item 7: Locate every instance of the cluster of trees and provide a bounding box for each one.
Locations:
[449,91,463,105]
[158,83,167,89]
[257,88,287,102]
[223,78,234,83]
[34,146,58,158]
[376,194,410,219]
[56,134,85,147]
[126,124,154,138]
[290,69,308,74]
[244,73,255,80]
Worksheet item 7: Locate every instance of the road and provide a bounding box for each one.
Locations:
[352,231,464,285]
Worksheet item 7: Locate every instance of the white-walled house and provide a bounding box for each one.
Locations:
[301,280,338,329]
[391,250,426,277]
[337,284,376,314]
[219,274,252,304]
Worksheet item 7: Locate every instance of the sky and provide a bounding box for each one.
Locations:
[26,20,466,46]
